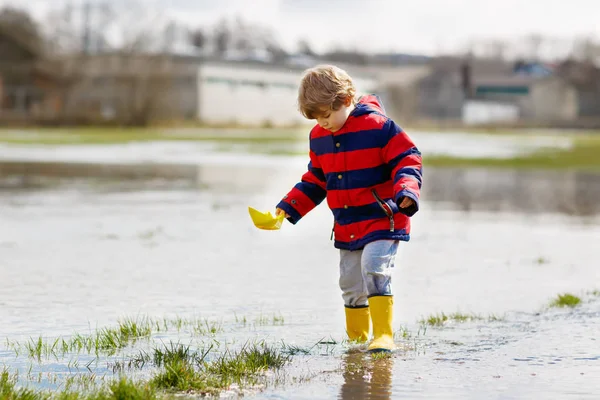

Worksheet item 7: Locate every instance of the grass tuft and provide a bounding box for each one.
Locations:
[205,342,288,383]
[370,352,393,360]
[419,312,475,327]
[425,135,600,171]
[418,312,504,327]
[394,326,411,340]
[1,369,38,400]
[151,358,217,395]
[152,342,211,368]
[550,293,581,308]
[11,316,224,361]
[281,342,314,356]
[151,341,288,395]
[272,314,285,326]
[2,315,291,399]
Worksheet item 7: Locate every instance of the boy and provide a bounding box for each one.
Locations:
[275,65,422,352]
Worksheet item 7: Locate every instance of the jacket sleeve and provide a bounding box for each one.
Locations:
[275,148,327,224]
[381,119,422,217]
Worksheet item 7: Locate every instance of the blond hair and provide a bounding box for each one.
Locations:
[297,64,357,119]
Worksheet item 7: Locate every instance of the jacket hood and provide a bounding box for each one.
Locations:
[350,94,386,117]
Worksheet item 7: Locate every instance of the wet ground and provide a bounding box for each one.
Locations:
[1,159,600,399]
[1,131,600,399]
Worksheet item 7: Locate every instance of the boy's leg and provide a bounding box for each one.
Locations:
[361,240,399,352]
[339,249,370,342]
[361,240,398,296]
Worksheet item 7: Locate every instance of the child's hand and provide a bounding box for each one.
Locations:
[398,197,415,209]
[276,208,290,218]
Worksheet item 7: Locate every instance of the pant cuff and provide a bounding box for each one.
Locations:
[344,304,369,309]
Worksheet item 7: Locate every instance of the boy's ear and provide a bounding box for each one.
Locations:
[343,97,353,107]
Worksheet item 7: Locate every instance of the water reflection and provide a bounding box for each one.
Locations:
[339,352,394,400]
[424,167,600,217]
[3,162,600,218]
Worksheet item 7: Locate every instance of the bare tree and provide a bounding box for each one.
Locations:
[0,6,57,119]
[225,15,282,60]
[40,1,183,126]
[190,29,207,51]
[488,39,508,61]
[266,41,288,64]
[297,39,316,57]
[571,36,600,63]
[0,6,45,75]
[0,6,42,49]
[525,34,544,60]
[232,16,253,52]
[213,18,231,56]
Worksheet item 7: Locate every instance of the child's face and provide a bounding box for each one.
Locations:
[315,100,353,133]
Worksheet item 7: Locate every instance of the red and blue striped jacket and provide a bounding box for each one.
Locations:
[276,95,422,251]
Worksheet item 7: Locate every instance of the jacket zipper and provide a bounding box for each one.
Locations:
[371,189,394,232]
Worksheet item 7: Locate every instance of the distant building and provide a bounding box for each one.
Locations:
[196,60,377,126]
[557,60,600,119]
[362,64,433,124]
[410,56,512,122]
[413,57,597,126]
[73,55,378,126]
[464,74,579,124]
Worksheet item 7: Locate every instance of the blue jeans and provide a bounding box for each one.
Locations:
[339,240,399,307]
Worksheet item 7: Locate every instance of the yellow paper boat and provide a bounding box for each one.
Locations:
[248,206,285,230]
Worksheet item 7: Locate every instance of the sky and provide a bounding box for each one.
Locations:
[2,0,600,58]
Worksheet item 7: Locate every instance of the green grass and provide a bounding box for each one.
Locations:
[425,135,600,171]
[2,312,297,399]
[370,352,393,360]
[19,317,154,360]
[204,342,288,384]
[0,127,306,145]
[394,326,412,340]
[253,313,285,327]
[549,293,582,308]
[280,344,312,356]
[131,341,288,395]
[11,316,224,361]
[2,368,156,400]
[10,313,283,362]
[419,312,504,327]
[535,257,550,265]
[1,369,38,400]
[2,339,290,399]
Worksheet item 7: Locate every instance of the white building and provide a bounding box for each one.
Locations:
[196,60,378,126]
[79,55,378,127]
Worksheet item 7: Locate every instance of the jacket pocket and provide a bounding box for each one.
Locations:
[371,189,395,232]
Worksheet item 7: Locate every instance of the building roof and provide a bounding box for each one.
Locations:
[430,56,514,76]
[472,74,543,87]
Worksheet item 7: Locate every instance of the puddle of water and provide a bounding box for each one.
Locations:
[1,168,599,399]
[265,304,600,399]
[425,168,600,218]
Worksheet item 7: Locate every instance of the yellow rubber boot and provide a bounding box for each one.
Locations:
[367,296,395,353]
[344,306,370,343]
